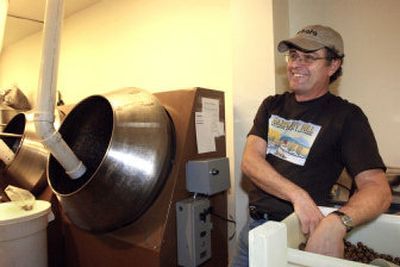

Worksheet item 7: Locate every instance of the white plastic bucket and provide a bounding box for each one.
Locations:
[0,200,54,267]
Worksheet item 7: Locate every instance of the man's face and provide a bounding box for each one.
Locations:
[286,48,339,101]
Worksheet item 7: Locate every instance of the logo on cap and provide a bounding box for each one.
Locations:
[298,29,318,36]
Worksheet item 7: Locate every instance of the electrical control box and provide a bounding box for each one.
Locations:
[185,157,230,195]
[176,198,212,267]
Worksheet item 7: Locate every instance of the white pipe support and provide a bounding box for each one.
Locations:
[36,0,62,116]
[34,0,86,179]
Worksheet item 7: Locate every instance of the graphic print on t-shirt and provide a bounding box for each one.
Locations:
[267,115,321,166]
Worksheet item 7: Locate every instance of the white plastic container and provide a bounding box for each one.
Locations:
[249,207,400,267]
[0,200,54,267]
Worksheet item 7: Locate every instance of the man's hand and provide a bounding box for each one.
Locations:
[292,190,323,235]
[302,168,391,259]
[305,214,347,258]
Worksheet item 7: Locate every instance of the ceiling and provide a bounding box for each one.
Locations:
[3,0,100,48]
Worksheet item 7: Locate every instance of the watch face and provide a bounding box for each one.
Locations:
[333,210,353,231]
[342,215,353,228]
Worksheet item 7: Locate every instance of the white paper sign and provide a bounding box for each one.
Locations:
[195,97,225,154]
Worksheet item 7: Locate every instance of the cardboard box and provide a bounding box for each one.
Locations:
[249,207,400,267]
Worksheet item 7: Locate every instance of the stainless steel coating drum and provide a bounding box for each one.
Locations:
[48,88,174,233]
[0,112,50,194]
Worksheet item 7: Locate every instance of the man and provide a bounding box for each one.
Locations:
[231,25,392,266]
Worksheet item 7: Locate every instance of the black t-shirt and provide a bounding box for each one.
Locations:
[248,92,385,221]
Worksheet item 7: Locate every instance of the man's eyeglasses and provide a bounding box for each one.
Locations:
[284,52,328,65]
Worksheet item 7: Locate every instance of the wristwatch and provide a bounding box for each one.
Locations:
[331,210,353,232]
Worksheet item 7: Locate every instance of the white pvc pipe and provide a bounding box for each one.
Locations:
[0,0,7,53]
[34,0,86,179]
[0,139,14,165]
[0,1,14,165]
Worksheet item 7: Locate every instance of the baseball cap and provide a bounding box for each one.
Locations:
[278,25,344,57]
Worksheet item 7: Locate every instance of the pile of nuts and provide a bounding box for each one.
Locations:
[298,240,400,265]
[343,241,400,265]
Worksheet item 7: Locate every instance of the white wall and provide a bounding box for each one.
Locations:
[0,0,232,103]
[288,0,400,167]
[231,0,277,258]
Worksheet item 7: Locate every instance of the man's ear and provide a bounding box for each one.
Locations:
[328,59,341,76]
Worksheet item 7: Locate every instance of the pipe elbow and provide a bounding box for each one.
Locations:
[33,111,86,179]
[34,121,56,146]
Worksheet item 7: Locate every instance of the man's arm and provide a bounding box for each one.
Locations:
[305,169,392,257]
[241,135,323,234]
[337,169,392,225]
